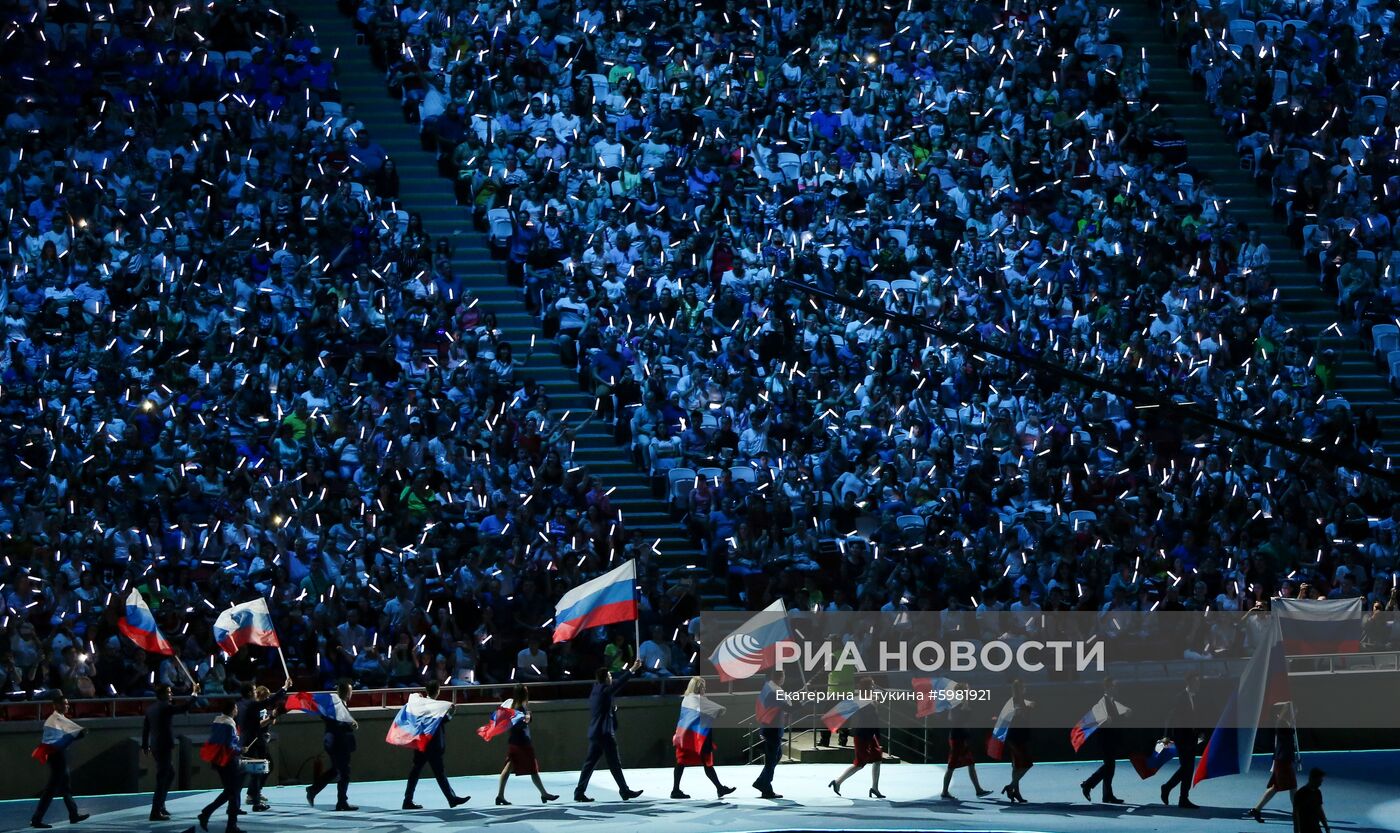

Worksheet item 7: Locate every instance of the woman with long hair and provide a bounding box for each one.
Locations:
[1246,703,1298,822]
[671,676,735,799]
[494,685,559,805]
[828,676,885,798]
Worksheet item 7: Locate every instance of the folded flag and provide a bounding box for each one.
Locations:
[477,700,522,742]
[708,599,791,682]
[117,588,174,656]
[1275,597,1363,655]
[386,694,453,751]
[1193,616,1290,786]
[1071,696,1130,752]
[912,676,956,719]
[285,691,354,724]
[755,680,784,726]
[32,712,83,765]
[552,560,638,643]
[1130,740,1178,779]
[199,715,241,768]
[673,693,724,758]
[985,697,1017,761]
[821,695,866,733]
[213,598,280,655]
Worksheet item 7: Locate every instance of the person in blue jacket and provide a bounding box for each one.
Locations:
[574,658,644,802]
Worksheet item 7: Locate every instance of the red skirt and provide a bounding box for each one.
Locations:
[676,738,715,767]
[1008,740,1033,770]
[1267,760,1297,791]
[506,743,539,775]
[854,736,883,767]
[947,738,976,770]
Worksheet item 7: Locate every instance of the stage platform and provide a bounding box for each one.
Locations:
[3,752,1397,833]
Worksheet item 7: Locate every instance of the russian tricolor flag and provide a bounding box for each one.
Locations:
[32,712,83,765]
[755,680,784,725]
[552,560,639,643]
[476,700,521,742]
[1275,597,1363,654]
[199,715,241,768]
[912,676,956,718]
[386,694,453,751]
[117,588,174,655]
[213,598,280,655]
[985,698,1017,761]
[1070,696,1129,752]
[285,691,354,724]
[821,696,866,733]
[1193,617,1291,786]
[673,693,724,758]
[708,599,791,682]
[1130,740,1178,779]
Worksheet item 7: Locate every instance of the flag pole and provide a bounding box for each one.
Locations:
[632,559,641,664]
[174,655,197,690]
[276,645,291,683]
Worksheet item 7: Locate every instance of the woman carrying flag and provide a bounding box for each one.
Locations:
[1246,703,1298,823]
[30,694,89,829]
[671,676,735,799]
[995,679,1035,804]
[940,683,992,801]
[488,685,560,805]
[828,676,885,799]
[198,699,245,833]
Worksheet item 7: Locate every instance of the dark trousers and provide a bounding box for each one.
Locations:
[755,728,782,790]
[245,739,269,802]
[406,750,456,802]
[152,746,176,812]
[201,763,243,832]
[576,734,629,795]
[311,749,353,805]
[1164,751,1196,800]
[32,756,78,825]
[1084,757,1116,796]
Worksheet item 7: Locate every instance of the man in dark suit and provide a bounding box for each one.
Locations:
[574,659,644,802]
[403,680,470,810]
[306,681,358,811]
[753,668,786,799]
[1080,678,1125,804]
[236,680,289,812]
[143,682,200,820]
[31,695,89,829]
[1161,671,1204,809]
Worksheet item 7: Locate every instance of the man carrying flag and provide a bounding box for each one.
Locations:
[299,682,359,812]
[198,699,244,833]
[30,695,89,829]
[574,658,645,802]
[1160,670,1207,809]
[553,560,639,643]
[752,668,786,799]
[391,681,470,810]
[237,682,289,813]
[1075,678,1129,804]
[143,682,201,821]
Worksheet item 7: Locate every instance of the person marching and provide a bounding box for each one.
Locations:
[828,676,885,799]
[574,658,644,802]
[144,683,201,821]
[403,680,470,810]
[1246,703,1298,823]
[30,694,89,829]
[236,681,289,812]
[1293,768,1330,833]
[671,676,735,799]
[492,685,560,805]
[997,679,1036,804]
[198,698,245,833]
[940,683,992,801]
[752,668,786,799]
[1079,678,1127,805]
[305,681,359,811]
[1160,670,1205,809]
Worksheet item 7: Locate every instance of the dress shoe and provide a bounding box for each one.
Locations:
[670,790,690,799]
[716,785,735,798]
[251,802,270,813]
[1104,795,1126,805]
[69,815,89,825]
[306,787,318,806]
[573,793,594,803]
[149,811,172,821]
[30,823,52,830]
[1160,785,1171,806]
[333,803,357,812]
[541,793,559,803]
[620,789,643,800]
[448,796,470,808]
[1081,782,1092,802]
[402,801,423,810]
[1178,798,1200,809]
[197,812,211,831]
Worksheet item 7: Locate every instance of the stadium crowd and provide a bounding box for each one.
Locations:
[0,0,703,704]
[4,0,1400,708]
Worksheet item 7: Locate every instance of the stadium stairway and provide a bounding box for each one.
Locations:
[296,3,721,602]
[1113,1,1400,453]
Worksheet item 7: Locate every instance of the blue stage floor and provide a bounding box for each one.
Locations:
[3,753,1397,833]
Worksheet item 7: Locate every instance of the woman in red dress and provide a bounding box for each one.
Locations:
[671,677,735,799]
[828,677,886,799]
[494,686,559,805]
[941,687,992,800]
[1246,704,1298,823]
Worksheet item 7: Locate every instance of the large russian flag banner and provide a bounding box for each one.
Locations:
[117,588,174,655]
[552,560,639,643]
[32,712,83,765]
[708,599,790,682]
[213,598,281,655]
[673,693,725,759]
[1193,617,1291,786]
[386,694,454,751]
[755,680,784,725]
[912,676,956,718]
[1275,597,1363,654]
[1070,696,1130,752]
[285,692,354,724]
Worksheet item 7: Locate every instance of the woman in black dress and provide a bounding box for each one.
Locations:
[1246,704,1297,822]
[494,686,559,805]
[828,677,886,799]
[1000,679,1035,804]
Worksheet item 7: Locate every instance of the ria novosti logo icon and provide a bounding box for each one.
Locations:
[707,600,790,681]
